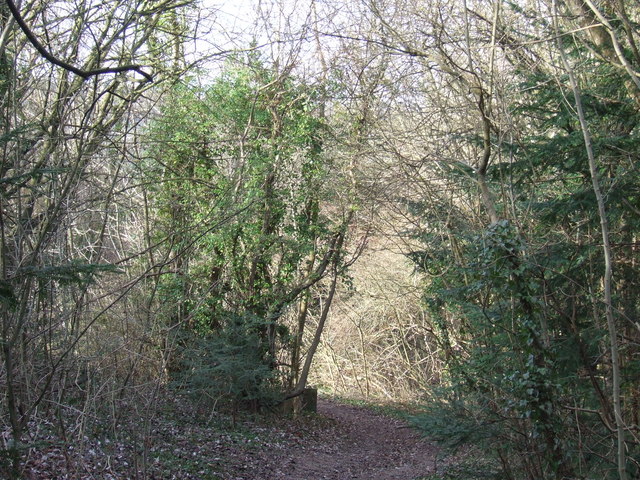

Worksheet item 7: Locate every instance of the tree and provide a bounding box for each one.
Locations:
[0,0,196,474]
[310,0,640,477]
[146,55,353,407]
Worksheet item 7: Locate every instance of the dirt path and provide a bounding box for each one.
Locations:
[226,398,438,480]
[18,396,439,480]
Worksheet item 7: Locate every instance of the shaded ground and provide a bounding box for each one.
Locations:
[222,398,438,480]
[16,396,438,479]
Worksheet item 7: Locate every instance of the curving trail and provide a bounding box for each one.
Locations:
[230,398,439,480]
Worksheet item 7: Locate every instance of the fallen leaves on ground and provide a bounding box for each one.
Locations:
[9,395,438,480]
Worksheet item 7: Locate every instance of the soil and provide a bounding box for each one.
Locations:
[16,396,439,479]
[223,398,439,480]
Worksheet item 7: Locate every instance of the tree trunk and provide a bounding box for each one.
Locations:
[554,5,628,477]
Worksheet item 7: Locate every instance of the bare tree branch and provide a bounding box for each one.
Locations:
[5,0,153,82]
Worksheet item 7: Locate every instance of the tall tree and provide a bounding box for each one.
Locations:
[147,55,353,407]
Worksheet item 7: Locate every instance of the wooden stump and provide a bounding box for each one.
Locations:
[281,387,318,415]
[298,387,317,413]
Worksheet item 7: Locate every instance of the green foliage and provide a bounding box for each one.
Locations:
[418,457,502,480]
[146,54,340,400]
[174,313,279,409]
[410,391,501,452]
[408,36,640,475]
[17,262,121,285]
[147,56,330,318]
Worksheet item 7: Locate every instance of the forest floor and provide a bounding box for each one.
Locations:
[16,395,443,480]
[219,398,439,480]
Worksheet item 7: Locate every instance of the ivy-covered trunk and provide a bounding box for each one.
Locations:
[146,56,352,408]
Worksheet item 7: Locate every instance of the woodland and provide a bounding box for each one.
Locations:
[1,0,640,478]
